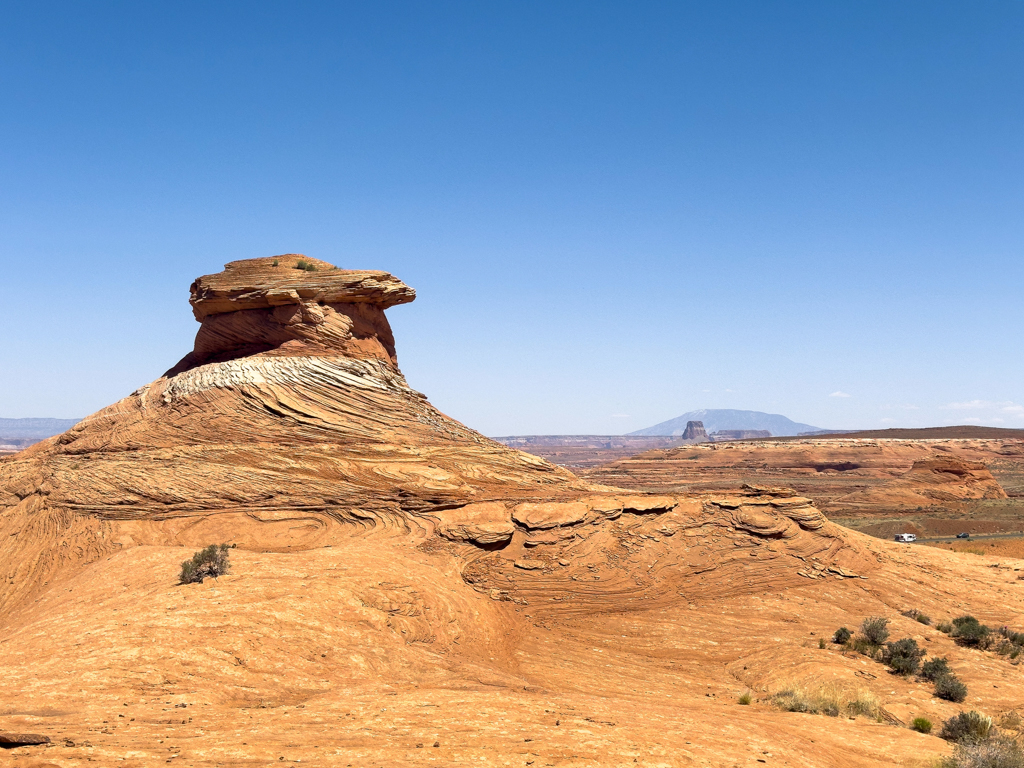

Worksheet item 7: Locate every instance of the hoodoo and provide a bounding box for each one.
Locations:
[1,256,1021,767]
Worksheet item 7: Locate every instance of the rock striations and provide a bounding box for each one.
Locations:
[0,257,1021,766]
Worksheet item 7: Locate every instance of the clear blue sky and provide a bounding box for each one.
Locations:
[1,1,1021,434]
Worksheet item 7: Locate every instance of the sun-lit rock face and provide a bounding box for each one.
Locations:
[4,256,1020,768]
[0,256,591,615]
[170,255,416,373]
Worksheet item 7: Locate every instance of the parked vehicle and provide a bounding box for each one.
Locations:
[894,533,917,543]
[956,532,970,539]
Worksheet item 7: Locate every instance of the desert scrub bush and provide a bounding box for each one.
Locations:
[941,736,1024,768]
[862,616,890,645]
[818,637,826,649]
[953,616,993,648]
[850,635,881,659]
[833,626,852,644]
[935,673,969,703]
[179,544,230,584]
[294,259,317,272]
[938,621,954,634]
[738,692,752,705]
[912,717,933,734]
[940,711,994,744]
[883,638,925,675]
[272,259,279,266]
[922,656,952,681]
[1000,712,1023,732]
[770,684,879,720]
[902,609,932,626]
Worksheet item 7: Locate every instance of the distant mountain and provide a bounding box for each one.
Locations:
[0,417,81,441]
[629,409,823,437]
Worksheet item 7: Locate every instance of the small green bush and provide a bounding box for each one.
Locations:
[940,711,993,744]
[903,609,932,626]
[863,616,890,645]
[952,616,992,648]
[935,673,969,703]
[179,544,230,584]
[941,737,1024,768]
[912,717,933,734]
[850,635,880,658]
[738,692,751,705]
[833,627,852,644]
[884,638,925,675]
[938,621,954,634]
[922,656,952,681]
[294,259,318,272]
[272,259,279,266]
[818,637,826,649]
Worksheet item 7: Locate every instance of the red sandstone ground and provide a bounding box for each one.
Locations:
[2,257,1023,767]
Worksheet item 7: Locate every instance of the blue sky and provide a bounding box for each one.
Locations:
[1,1,1021,434]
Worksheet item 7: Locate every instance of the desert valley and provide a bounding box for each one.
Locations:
[2,257,1023,767]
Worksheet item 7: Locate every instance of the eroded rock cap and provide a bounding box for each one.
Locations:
[190,254,416,320]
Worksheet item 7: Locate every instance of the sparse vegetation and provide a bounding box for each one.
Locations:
[818,637,826,649]
[863,616,890,645]
[953,616,992,648]
[850,635,881,658]
[912,717,933,734]
[1000,712,1023,732]
[738,692,752,705]
[940,737,1024,768]
[903,609,932,626]
[294,259,318,272]
[935,673,969,703]
[938,621,954,634]
[833,626,852,644]
[272,259,279,266]
[922,656,952,681]
[883,637,925,675]
[179,543,231,584]
[940,711,994,744]
[770,684,880,720]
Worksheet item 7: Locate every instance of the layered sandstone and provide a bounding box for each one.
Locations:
[2,258,1023,766]
[840,454,1008,508]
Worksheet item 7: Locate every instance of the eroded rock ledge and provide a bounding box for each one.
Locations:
[170,255,416,373]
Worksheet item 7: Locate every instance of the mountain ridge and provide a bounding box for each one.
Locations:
[630,408,824,437]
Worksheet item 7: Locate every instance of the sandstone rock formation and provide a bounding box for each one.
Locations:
[680,419,709,441]
[841,454,1008,508]
[1,257,1022,766]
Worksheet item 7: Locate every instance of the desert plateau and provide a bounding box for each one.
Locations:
[2,256,1023,768]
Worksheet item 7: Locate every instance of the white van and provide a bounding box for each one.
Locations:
[894,533,917,543]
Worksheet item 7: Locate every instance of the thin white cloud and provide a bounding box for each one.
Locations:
[829,391,851,398]
[610,414,631,418]
[943,399,997,410]
[941,400,1024,417]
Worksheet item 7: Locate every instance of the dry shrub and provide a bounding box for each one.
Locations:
[179,544,230,584]
[941,736,1024,768]
[770,683,880,720]
[1000,712,1023,732]
[935,673,969,703]
[862,616,891,645]
[941,711,994,744]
